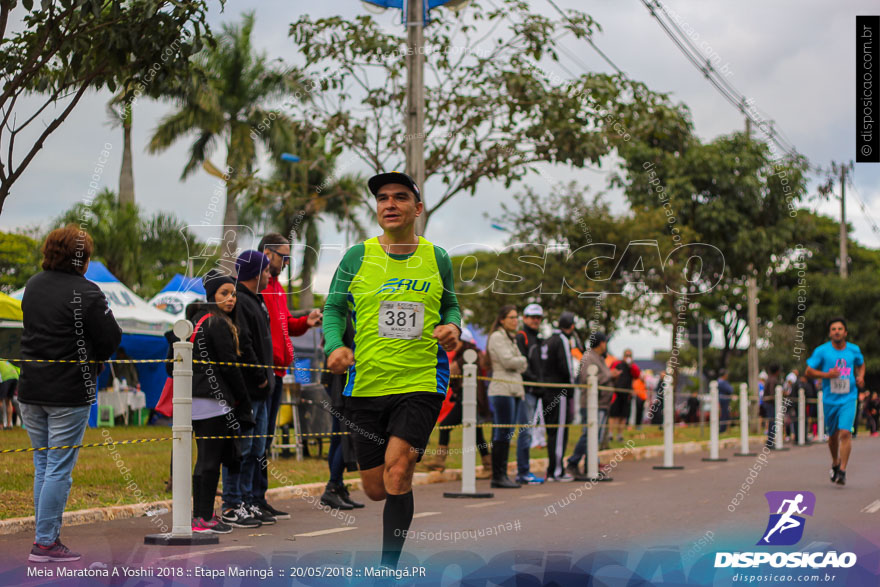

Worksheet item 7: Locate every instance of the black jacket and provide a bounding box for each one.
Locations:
[187,304,254,428]
[234,283,273,401]
[515,325,544,395]
[18,270,122,406]
[541,330,575,394]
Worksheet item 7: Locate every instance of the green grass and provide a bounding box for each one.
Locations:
[0,422,744,520]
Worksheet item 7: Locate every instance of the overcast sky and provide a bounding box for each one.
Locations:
[2,0,877,358]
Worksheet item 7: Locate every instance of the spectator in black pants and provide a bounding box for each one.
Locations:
[190,272,255,533]
[542,312,578,482]
[319,319,363,510]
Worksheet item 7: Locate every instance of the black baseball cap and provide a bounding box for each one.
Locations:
[368,172,421,201]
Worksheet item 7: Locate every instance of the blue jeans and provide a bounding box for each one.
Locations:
[256,375,284,505]
[222,399,268,507]
[516,393,539,476]
[490,396,521,443]
[568,407,608,467]
[20,403,91,546]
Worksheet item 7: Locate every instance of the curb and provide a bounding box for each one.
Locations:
[0,434,771,536]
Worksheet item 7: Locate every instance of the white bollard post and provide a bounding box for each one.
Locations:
[653,373,683,470]
[798,387,806,446]
[772,384,789,451]
[817,390,825,442]
[444,349,493,499]
[734,383,756,456]
[629,395,637,427]
[145,320,217,545]
[703,381,726,461]
[585,366,611,481]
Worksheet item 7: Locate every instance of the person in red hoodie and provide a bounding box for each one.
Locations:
[256,233,323,518]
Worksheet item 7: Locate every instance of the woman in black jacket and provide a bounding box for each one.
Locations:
[189,271,254,533]
[19,226,122,562]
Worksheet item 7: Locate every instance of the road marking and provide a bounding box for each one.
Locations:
[413,512,441,518]
[157,546,252,562]
[295,527,359,537]
[685,469,699,474]
[639,476,653,481]
[465,501,505,508]
[662,473,676,478]
[861,500,880,513]
[705,465,720,470]
[520,493,551,499]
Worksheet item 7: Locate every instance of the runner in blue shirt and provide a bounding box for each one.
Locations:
[805,317,865,486]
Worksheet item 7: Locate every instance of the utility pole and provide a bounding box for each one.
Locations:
[839,164,848,278]
[744,115,760,433]
[405,0,427,235]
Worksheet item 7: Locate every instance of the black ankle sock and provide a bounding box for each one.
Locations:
[381,491,414,568]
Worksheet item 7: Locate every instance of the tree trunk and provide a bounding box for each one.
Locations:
[118,107,135,206]
[298,217,318,310]
[219,154,239,274]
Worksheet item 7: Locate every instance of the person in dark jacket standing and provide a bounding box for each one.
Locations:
[19,226,121,562]
[514,303,546,485]
[190,271,256,533]
[542,311,578,482]
[220,250,275,528]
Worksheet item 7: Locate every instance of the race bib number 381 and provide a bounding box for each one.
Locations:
[378,301,424,340]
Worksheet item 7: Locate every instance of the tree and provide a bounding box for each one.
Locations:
[0,0,216,216]
[149,11,294,257]
[613,131,810,371]
[107,88,135,205]
[56,188,197,297]
[241,129,366,309]
[459,183,634,335]
[0,229,41,293]
[287,0,682,231]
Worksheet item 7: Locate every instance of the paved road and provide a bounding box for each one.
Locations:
[2,436,879,585]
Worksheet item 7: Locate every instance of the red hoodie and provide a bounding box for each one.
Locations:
[261,275,310,376]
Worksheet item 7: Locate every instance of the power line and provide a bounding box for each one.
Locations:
[544,0,628,78]
[639,0,803,162]
[847,172,880,237]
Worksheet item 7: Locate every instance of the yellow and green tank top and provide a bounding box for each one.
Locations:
[323,237,461,397]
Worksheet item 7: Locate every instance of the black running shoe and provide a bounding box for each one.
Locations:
[830,465,840,483]
[260,502,290,520]
[220,503,262,528]
[247,503,276,525]
[836,470,846,486]
[28,540,82,562]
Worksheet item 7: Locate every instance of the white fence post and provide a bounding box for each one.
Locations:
[817,390,825,442]
[145,320,217,545]
[653,373,683,470]
[798,387,806,446]
[444,349,493,499]
[734,382,756,456]
[703,380,726,461]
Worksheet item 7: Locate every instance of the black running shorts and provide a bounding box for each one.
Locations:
[344,391,445,470]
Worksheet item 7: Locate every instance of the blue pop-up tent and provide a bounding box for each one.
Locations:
[148,274,206,321]
[81,261,173,426]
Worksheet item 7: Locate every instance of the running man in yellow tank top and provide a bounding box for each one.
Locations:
[323,172,461,570]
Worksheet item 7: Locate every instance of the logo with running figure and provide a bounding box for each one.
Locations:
[758,491,816,546]
[834,358,851,378]
[378,277,431,294]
